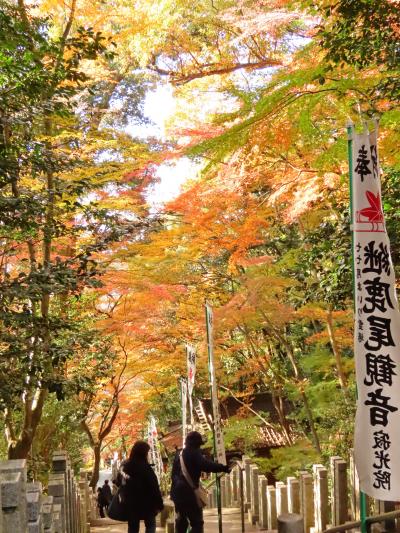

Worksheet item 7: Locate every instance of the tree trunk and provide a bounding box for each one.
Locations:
[271,392,293,446]
[7,389,47,459]
[90,443,102,489]
[326,308,349,398]
[8,433,33,460]
[299,390,321,454]
[266,322,322,455]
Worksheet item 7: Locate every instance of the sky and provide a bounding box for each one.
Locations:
[126,84,200,209]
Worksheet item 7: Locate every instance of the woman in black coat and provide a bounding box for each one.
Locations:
[122,441,164,533]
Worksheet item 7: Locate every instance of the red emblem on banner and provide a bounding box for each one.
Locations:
[356,191,384,232]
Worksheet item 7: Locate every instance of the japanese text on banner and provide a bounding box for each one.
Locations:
[352,128,400,500]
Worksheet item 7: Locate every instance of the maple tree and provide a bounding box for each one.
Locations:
[1,0,399,483]
[99,0,400,468]
[0,0,152,462]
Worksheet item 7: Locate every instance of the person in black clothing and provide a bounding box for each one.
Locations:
[170,431,230,533]
[101,479,113,512]
[97,487,107,518]
[122,441,164,533]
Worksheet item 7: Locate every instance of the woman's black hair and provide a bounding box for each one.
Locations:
[129,440,151,462]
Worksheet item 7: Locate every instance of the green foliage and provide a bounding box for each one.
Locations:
[318,0,399,70]
[316,0,400,102]
[313,384,357,460]
[29,397,89,481]
[382,167,400,274]
[223,416,263,453]
[255,440,320,481]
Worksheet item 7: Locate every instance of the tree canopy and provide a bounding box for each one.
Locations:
[0,0,399,481]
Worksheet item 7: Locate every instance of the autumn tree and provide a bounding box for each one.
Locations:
[2,0,398,477]
[0,0,151,459]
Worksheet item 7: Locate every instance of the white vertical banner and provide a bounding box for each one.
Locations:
[181,378,188,446]
[148,415,163,481]
[187,344,196,428]
[351,126,400,499]
[205,303,226,465]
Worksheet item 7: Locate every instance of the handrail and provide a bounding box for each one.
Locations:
[323,509,400,533]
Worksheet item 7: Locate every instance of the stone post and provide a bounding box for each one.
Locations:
[52,452,70,533]
[71,476,77,533]
[207,491,213,508]
[278,513,304,533]
[48,473,66,532]
[267,485,277,530]
[220,476,227,507]
[330,456,348,526]
[0,459,27,532]
[79,473,91,529]
[258,475,268,529]
[276,481,288,517]
[248,465,260,525]
[226,473,232,507]
[231,467,239,506]
[212,486,217,508]
[72,476,80,533]
[42,495,54,532]
[374,499,397,532]
[73,478,79,533]
[53,503,62,532]
[349,450,360,521]
[287,477,300,514]
[66,461,73,533]
[313,464,328,532]
[243,457,252,512]
[26,482,43,532]
[299,471,314,533]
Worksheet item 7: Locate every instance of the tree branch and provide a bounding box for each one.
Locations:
[148,58,282,85]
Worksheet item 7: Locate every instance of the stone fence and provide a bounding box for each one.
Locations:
[206,453,398,532]
[0,451,94,532]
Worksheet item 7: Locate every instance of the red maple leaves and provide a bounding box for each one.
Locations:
[357,191,383,223]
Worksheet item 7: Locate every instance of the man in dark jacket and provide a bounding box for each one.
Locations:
[171,431,229,533]
[100,479,112,513]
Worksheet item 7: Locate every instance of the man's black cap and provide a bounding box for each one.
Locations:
[185,431,205,447]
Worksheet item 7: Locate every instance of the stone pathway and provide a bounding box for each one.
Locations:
[91,508,261,532]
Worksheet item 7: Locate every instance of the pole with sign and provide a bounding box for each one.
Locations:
[349,123,400,502]
[187,344,196,429]
[180,378,188,446]
[205,302,226,533]
[347,124,367,533]
[148,415,163,482]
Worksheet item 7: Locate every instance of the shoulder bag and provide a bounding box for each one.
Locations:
[107,472,129,522]
[180,453,209,509]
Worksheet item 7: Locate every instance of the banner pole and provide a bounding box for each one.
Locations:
[347,123,367,533]
[180,378,188,447]
[205,302,223,533]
